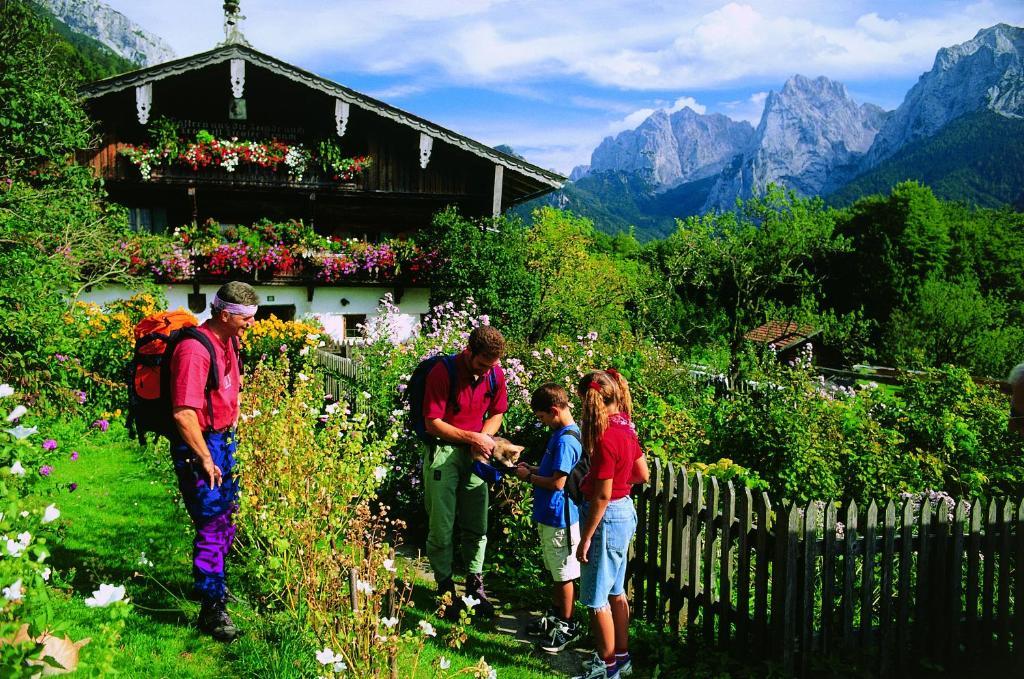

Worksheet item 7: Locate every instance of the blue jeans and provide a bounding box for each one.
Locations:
[580,497,637,609]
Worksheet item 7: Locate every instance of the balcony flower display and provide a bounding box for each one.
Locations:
[141,218,441,284]
[119,121,371,184]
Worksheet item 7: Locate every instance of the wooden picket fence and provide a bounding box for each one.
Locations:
[629,458,1024,675]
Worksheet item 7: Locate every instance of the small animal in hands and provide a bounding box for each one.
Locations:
[490,436,525,468]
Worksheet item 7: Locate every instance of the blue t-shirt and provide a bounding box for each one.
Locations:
[532,424,582,528]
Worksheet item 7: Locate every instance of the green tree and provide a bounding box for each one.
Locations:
[660,186,846,374]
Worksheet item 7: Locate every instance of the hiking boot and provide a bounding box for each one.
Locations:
[616,656,632,676]
[538,619,582,653]
[464,573,496,618]
[572,653,611,679]
[198,600,237,642]
[436,577,461,621]
[526,609,559,636]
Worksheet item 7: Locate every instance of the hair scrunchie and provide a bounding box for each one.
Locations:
[589,381,602,392]
[606,367,620,379]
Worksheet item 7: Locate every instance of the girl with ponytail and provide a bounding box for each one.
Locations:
[572,370,649,679]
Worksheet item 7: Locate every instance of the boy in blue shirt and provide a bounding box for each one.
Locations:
[514,382,583,652]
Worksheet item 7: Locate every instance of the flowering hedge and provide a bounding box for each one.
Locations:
[137,219,441,284]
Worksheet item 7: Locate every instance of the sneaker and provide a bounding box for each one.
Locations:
[572,653,610,679]
[198,600,237,642]
[464,573,496,618]
[617,657,632,676]
[538,620,582,653]
[526,610,559,636]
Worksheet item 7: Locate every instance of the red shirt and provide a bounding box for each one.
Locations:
[581,414,643,501]
[170,324,240,431]
[422,351,508,433]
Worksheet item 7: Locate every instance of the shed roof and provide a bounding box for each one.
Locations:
[744,321,820,352]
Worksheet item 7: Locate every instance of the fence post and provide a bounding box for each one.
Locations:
[673,465,691,633]
[965,499,983,657]
[932,499,949,663]
[840,500,858,653]
[1015,498,1024,664]
[703,477,721,642]
[719,482,736,648]
[781,504,801,674]
[687,472,705,629]
[800,501,818,677]
[914,499,932,658]
[879,500,896,676]
[897,498,914,670]
[753,491,771,656]
[735,486,753,650]
[821,501,837,656]
[862,501,878,654]
[633,463,650,621]
[646,459,662,624]
[997,499,1012,650]
[982,499,997,652]
[660,462,677,628]
[948,499,967,665]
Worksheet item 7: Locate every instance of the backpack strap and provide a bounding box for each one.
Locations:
[441,354,460,414]
[560,428,583,532]
[176,327,221,431]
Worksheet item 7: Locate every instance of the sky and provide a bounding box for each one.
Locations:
[102,1,1024,175]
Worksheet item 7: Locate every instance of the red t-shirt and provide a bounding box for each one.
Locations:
[581,414,643,501]
[170,325,240,431]
[422,351,508,433]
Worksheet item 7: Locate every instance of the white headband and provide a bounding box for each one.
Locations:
[213,294,258,317]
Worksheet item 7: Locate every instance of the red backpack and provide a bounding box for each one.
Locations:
[126,310,221,445]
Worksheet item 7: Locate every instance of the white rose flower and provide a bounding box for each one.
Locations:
[5,405,27,422]
[461,594,481,610]
[439,657,451,670]
[5,426,38,440]
[3,579,23,601]
[41,504,60,524]
[382,558,396,573]
[355,579,373,595]
[41,568,51,581]
[6,539,25,557]
[381,616,398,628]
[0,385,14,399]
[418,620,436,637]
[316,647,339,665]
[9,461,25,477]
[84,583,127,607]
[373,466,387,482]
[17,532,31,547]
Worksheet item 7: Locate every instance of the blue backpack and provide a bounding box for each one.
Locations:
[405,353,497,445]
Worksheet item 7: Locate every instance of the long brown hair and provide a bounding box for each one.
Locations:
[605,367,633,420]
[577,370,618,455]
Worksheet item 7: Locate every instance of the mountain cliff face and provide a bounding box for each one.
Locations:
[702,75,887,211]
[587,108,754,189]
[36,0,175,66]
[864,23,1024,167]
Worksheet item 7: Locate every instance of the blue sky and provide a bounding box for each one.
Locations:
[105,1,1024,175]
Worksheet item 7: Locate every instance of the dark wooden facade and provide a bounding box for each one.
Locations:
[79,44,564,240]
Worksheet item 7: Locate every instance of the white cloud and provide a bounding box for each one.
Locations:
[721,91,769,125]
[104,1,1024,90]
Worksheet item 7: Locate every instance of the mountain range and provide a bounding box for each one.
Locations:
[35,0,175,67]
[531,23,1024,239]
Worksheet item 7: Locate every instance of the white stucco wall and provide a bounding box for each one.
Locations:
[80,283,430,342]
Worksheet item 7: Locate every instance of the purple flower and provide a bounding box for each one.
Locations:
[92,419,109,432]
[39,465,53,477]
[42,439,57,451]
[69,483,78,492]
[279,344,288,353]
[54,354,67,363]
[75,390,87,404]
[70,451,79,461]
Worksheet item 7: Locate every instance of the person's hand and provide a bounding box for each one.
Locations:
[514,464,531,481]
[468,433,495,462]
[576,537,591,564]
[201,457,223,488]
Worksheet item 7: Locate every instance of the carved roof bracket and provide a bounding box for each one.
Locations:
[335,99,350,137]
[230,59,245,98]
[419,133,433,169]
[135,83,152,124]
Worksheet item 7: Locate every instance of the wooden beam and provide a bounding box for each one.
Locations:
[492,164,503,217]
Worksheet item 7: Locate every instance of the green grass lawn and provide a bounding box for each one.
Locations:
[41,429,688,677]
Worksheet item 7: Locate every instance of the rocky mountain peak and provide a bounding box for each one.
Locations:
[866,23,1024,166]
[36,0,176,67]
[588,106,753,190]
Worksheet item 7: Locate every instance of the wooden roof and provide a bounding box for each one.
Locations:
[744,321,820,351]
[79,43,564,204]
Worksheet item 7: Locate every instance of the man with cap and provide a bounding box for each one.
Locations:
[169,281,258,641]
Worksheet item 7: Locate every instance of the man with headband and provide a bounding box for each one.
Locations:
[169,281,258,641]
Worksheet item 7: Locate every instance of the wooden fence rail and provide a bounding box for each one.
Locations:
[630,458,1024,675]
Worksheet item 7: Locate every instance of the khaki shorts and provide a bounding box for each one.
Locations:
[538,522,581,582]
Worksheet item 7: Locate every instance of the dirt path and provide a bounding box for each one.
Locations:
[398,545,591,677]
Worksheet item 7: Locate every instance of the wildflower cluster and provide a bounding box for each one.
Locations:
[242,315,328,367]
